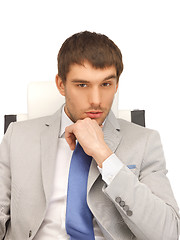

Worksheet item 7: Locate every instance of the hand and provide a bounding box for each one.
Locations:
[65,118,112,167]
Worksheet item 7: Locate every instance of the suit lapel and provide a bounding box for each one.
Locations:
[40,108,122,205]
[40,108,62,205]
[87,110,123,192]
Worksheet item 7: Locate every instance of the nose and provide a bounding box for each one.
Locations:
[89,87,101,107]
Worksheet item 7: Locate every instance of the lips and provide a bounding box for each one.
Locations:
[85,111,103,119]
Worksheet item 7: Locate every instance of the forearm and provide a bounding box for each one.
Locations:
[98,129,180,240]
[103,165,179,240]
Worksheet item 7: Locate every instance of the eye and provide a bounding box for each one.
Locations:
[102,82,111,87]
[78,84,87,88]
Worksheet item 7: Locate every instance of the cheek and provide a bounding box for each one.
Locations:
[102,91,115,104]
[70,89,88,105]
[66,89,85,111]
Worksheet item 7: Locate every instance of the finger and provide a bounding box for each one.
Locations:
[66,134,76,150]
[65,132,76,150]
[65,125,77,150]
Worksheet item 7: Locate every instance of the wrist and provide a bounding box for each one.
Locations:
[92,145,113,168]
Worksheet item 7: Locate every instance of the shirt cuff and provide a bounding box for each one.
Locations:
[97,153,124,185]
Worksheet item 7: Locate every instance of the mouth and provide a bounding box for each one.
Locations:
[85,111,103,119]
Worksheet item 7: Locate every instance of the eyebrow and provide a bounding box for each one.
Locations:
[104,74,117,81]
[71,74,117,83]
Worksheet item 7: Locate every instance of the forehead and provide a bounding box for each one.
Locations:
[66,62,117,82]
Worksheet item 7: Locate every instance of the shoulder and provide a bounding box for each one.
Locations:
[7,109,61,138]
[11,115,50,134]
[105,110,160,142]
[117,118,160,142]
[118,118,149,132]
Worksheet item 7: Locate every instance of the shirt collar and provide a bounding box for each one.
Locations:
[59,106,74,138]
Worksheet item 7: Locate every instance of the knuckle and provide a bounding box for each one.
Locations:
[75,120,81,126]
[84,118,89,122]
[75,121,82,131]
[76,119,83,124]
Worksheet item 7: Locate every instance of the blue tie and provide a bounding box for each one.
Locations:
[66,142,95,240]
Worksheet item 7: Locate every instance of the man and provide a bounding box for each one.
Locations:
[0,31,179,240]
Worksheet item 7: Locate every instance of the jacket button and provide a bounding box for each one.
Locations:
[126,210,133,216]
[29,230,32,238]
[115,197,121,203]
[123,205,129,211]
[119,201,125,207]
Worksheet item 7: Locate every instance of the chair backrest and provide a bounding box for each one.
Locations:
[4,81,145,133]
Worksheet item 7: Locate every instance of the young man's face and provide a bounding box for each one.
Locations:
[56,61,118,125]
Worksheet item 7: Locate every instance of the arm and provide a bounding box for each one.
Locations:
[104,130,180,240]
[65,119,180,240]
[0,124,13,239]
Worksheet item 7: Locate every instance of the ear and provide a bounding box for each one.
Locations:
[55,74,65,96]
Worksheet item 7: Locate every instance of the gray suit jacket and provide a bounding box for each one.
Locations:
[0,107,179,240]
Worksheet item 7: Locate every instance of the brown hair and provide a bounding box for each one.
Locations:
[57,31,123,83]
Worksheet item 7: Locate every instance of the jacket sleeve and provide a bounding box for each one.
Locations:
[103,130,180,240]
[0,123,13,239]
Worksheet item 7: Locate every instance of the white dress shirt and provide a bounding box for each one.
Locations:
[34,108,124,239]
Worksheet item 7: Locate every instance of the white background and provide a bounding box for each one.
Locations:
[0,0,180,206]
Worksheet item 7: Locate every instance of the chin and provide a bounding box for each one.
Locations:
[95,118,104,126]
